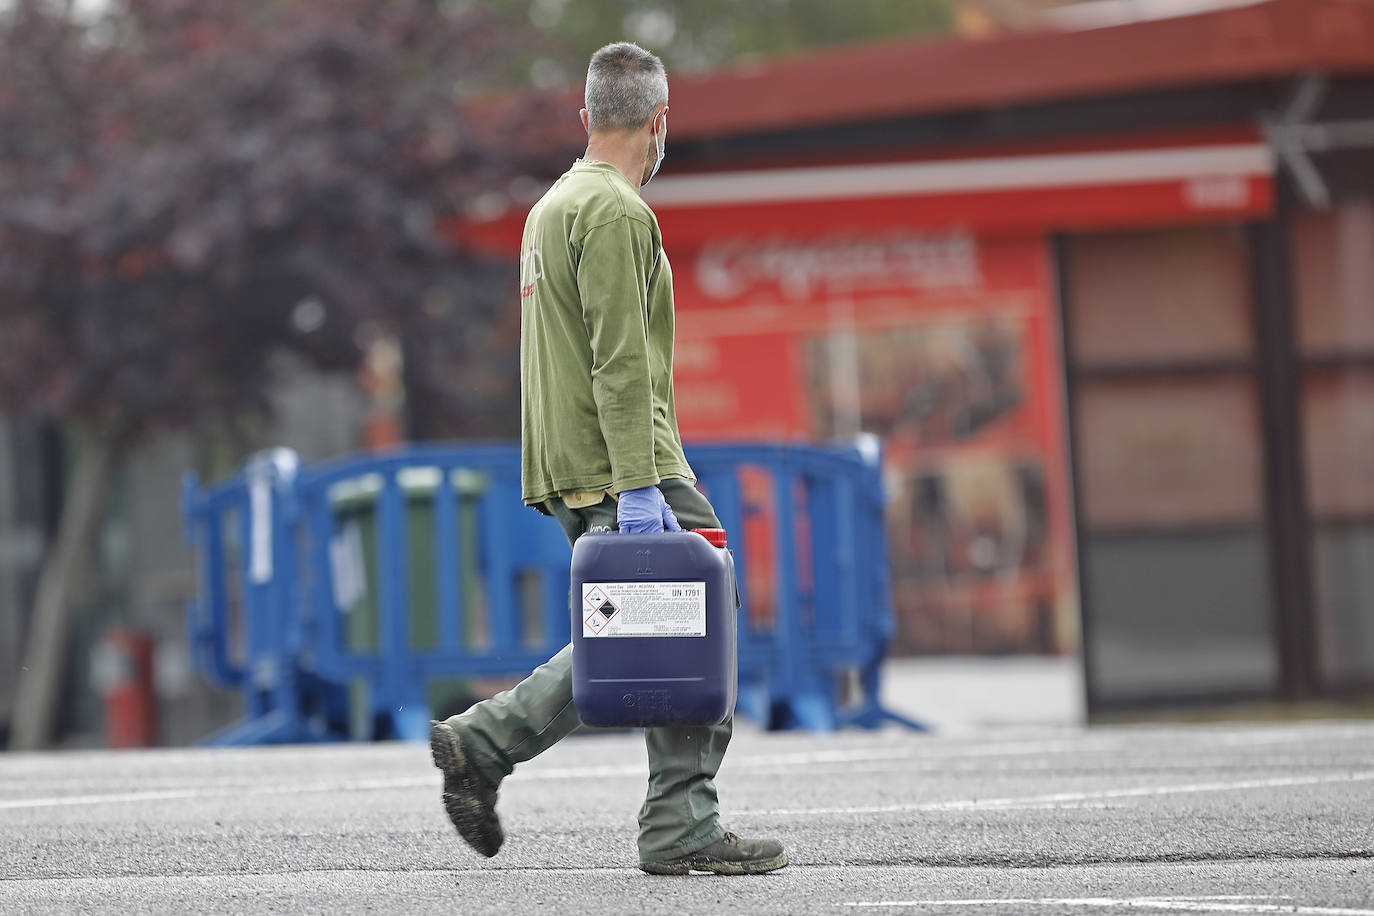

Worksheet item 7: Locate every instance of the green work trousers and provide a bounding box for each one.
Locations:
[443,478,732,862]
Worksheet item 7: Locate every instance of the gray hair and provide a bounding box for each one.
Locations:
[584,42,667,132]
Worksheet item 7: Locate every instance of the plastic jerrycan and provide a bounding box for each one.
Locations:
[570,527,738,727]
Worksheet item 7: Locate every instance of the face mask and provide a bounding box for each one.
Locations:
[644,116,665,185]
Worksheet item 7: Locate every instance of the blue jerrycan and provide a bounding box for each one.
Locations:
[570,528,738,727]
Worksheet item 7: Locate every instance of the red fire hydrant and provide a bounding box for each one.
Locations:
[93,628,157,748]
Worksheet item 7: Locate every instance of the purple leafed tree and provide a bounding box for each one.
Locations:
[0,0,553,749]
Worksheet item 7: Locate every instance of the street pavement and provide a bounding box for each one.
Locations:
[2,720,1372,914]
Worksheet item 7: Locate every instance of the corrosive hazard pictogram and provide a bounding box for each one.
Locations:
[583,586,619,635]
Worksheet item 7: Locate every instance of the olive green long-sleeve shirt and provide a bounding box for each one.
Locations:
[519,159,693,508]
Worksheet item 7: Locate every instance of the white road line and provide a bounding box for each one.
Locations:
[846,898,1270,908]
[5,722,1371,789]
[708,730,1362,771]
[740,770,1374,816]
[7,735,1374,812]
[1207,726,1374,746]
[0,744,1101,808]
[0,778,434,811]
[13,752,1354,798]
[1,866,625,885]
[842,897,1374,915]
[492,732,1299,780]
[8,767,1374,813]
[505,738,1136,782]
[0,789,209,810]
[3,750,962,810]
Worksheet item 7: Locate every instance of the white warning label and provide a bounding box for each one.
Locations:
[582,581,706,638]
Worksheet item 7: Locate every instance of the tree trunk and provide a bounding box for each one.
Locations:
[8,431,113,751]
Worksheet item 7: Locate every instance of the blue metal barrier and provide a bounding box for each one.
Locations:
[689,443,922,731]
[182,441,923,744]
[182,448,333,745]
[300,446,571,742]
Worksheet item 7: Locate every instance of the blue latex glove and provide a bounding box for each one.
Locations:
[616,485,682,534]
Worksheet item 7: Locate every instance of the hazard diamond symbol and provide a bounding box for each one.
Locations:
[584,606,609,635]
[583,585,619,636]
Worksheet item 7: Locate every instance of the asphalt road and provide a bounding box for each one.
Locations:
[2,721,1373,914]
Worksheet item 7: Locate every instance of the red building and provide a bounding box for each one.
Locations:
[470,0,1374,712]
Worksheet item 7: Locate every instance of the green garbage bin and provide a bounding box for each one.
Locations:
[328,467,488,737]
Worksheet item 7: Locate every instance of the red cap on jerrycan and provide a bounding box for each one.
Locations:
[691,528,728,547]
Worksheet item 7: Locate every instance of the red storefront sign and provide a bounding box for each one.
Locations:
[669,226,1077,653]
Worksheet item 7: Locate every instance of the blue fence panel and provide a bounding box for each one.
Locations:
[182,441,922,744]
[684,442,923,731]
[182,449,327,745]
[289,446,572,741]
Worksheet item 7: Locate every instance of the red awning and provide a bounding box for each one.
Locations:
[662,0,1374,142]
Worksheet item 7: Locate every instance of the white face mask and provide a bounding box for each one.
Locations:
[643,115,665,185]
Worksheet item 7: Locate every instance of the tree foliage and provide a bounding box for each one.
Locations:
[0,0,957,446]
[482,0,955,88]
[0,0,552,447]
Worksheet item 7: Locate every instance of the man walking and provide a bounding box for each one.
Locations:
[429,41,788,876]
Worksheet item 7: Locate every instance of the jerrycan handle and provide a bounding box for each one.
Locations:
[691,528,728,547]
